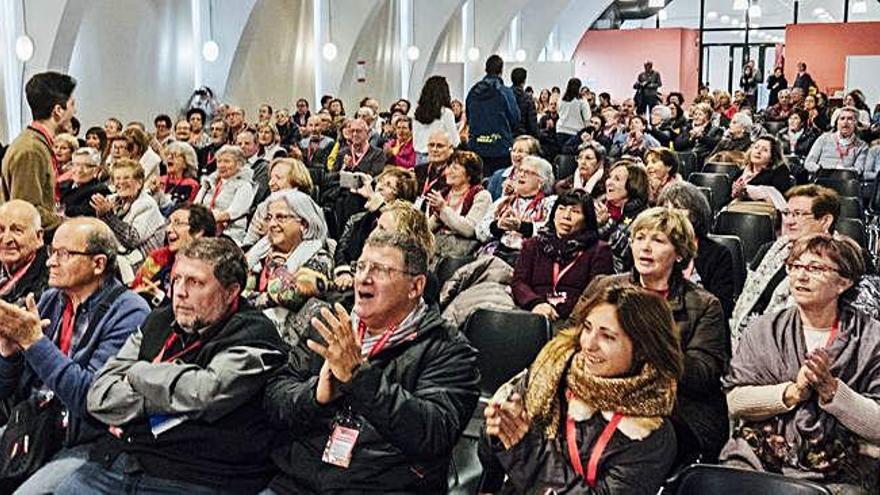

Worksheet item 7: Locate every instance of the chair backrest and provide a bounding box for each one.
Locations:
[838,196,863,220]
[836,217,868,250]
[707,234,746,296]
[435,256,475,284]
[713,210,775,263]
[689,172,732,212]
[814,177,862,198]
[462,308,551,397]
[763,120,787,136]
[554,154,578,181]
[702,162,740,181]
[696,186,714,213]
[815,168,860,182]
[676,151,698,180]
[664,464,832,495]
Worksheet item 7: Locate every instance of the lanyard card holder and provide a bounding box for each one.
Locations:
[322,409,362,469]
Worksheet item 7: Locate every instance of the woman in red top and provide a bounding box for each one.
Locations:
[384,115,416,169]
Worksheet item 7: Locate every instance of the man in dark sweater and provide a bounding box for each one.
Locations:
[510,67,538,138]
[57,238,288,494]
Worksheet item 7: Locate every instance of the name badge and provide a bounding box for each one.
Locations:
[149,414,188,437]
[322,424,360,468]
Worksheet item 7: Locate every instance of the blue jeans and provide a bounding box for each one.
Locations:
[13,443,90,494]
[55,453,229,494]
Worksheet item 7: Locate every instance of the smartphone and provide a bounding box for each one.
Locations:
[340,171,364,190]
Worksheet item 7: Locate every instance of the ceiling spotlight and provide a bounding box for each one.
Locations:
[733,0,748,10]
[706,11,718,20]
[406,45,420,61]
[515,49,527,62]
[322,42,338,61]
[853,0,867,13]
[467,47,480,62]
[748,3,762,18]
[15,35,34,62]
[658,8,668,20]
[720,15,731,23]
[201,40,219,62]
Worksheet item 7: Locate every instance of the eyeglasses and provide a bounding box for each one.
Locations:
[786,262,840,278]
[48,247,95,262]
[354,260,415,280]
[265,213,300,224]
[517,168,540,178]
[781,210,815,220]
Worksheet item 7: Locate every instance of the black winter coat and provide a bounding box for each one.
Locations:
[264,305,480,494]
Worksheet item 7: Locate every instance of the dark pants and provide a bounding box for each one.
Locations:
[637,96,659,116]
[480,155,512,178]
[55,453,234,494]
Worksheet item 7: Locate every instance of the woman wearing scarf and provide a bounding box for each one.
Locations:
[589,207,729,462]
[90,158,166,275]
[595,161,649,273]
[476,156,557,266]
[721,234,880,493]
[554,141,607,198]
[425,151,492,263]
[512,190,612,324]
[244,189,332,331]
[478,283,682,494]
[193,145,255,245]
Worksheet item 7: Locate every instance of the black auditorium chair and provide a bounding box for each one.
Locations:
[677,150,699,181]
[713,210,775,264]
[689,172,732,213]
[702,162,740,181]
[696,186,714,214]
[662,464,831,495]
[554,154,578,181]
[462,308,551,398]
[763,120,787,136]
[836,217,868,251]
[837,196,863,220]
[814,168,860,182]
[815,177,862,199]
[707,234,746,296]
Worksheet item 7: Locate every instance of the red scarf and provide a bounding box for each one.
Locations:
[606,200,623,222]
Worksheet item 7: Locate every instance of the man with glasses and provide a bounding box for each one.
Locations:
[0,217,150,492]
[264,230,479,493]
[298,115,335,169]
[731,184,840,340]
[332,119,387,224]
[59,237,287,494]
[61,148,111,218]
[225,105,246,138]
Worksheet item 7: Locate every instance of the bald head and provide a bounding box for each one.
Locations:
[426,130,454,164]
[0,200,43,271]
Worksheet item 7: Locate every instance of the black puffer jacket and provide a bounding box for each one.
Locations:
[264,305,480,494]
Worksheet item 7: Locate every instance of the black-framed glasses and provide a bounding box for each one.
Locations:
[48,247,95,262]
[785,262,839,278]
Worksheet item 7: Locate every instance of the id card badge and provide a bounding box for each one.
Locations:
[546,291,567,306]
[322,412,362,469]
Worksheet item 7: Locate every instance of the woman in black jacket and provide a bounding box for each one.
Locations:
[777,108,820,159]
[479,283,682,494]
[60,148,111,218]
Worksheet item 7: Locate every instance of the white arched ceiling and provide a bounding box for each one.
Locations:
[409,0,466,99]
[335,0,397,107]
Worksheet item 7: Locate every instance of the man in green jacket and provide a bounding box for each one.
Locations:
[1,72,77,234]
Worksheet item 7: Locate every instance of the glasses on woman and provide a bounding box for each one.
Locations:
[354,260,414,280]
[785,261,839,278]
[265,212,300,224]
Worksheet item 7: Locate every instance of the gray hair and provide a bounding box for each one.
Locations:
[778,89,790,99]
[179,237,248,290]
[522,155,555,195]
[730,112,753,129]
[266,189,328,241]
[215,144,247,167]
[653,105,672,122]
[165,140,199,178]
[657,181,712,238]
[72,147,101,167]
[364,230,428,276]
[356,107,375,119]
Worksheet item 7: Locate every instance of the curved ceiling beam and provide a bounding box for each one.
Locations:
[409,0,466,98]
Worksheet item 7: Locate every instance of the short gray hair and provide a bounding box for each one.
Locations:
[522,155,555,195]
[364,230,428,276]
[0,200,41,231]
[657,181,712,238]
[215,144,247,167]
[165,140,199,178]
[72,147,101,167]
[730,112,753,129]
[653,105,672,122]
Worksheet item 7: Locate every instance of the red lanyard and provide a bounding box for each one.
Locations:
[825,318,840,347]
[552,252,584,293]
[349,147,367,170]
[208,179,224,209]
[566,402,623,487]
[153,331,202,363]
[58,301,76,356]
[357,321,397,359]
[0,255,36,296]
[834,135,854,161]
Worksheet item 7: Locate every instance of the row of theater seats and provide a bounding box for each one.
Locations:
[444,306,834,495]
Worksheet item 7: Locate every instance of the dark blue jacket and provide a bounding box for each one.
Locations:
[466,75,520,158]
[0,278,150,446]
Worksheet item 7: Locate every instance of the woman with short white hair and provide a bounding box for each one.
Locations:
[193,145,255,245]
[710,112,754,155]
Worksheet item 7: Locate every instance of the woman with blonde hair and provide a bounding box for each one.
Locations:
[479,283,682,493]
[242,157,314,248]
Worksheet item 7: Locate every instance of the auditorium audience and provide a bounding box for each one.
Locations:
[731,136,794,203]
[412,76,460,167]
[710,112,753,155]
[805,107,869,174]
[722,234,879,493]
[53,133,79,183]
[479,284,682,494]
[383,114,416,169]
[674,102,724,165]
[487,135,542,200]
[243,157,314,248]
[555,141,608,198]
[152,140,200,215]
[778,108,820,159]
[645,147,681,205]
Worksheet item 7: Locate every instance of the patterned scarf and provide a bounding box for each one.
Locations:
[525,327,677,438]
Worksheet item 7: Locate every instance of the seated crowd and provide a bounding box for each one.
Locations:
[0,55,879,494]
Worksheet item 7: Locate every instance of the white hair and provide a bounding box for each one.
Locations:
[72,147,101,167]
[522,155,555,195]
[653,105,673,122]
[730,112,753,129]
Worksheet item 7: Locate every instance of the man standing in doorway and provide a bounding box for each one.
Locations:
[634,60,662,116]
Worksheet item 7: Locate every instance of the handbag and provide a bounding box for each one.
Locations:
[0,284,127,490]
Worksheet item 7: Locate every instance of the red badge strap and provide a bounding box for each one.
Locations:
[58,301,76,356]
[208,179,224,209]
[552,252,584,294]
[357,321,397,359]
[349,147,367,170]
[0,254,36,296]
[153,331,202,363]
[825,318,840,347]
[565,393,623,487]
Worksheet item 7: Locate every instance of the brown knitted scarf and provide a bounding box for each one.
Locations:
[525,327,677,438]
